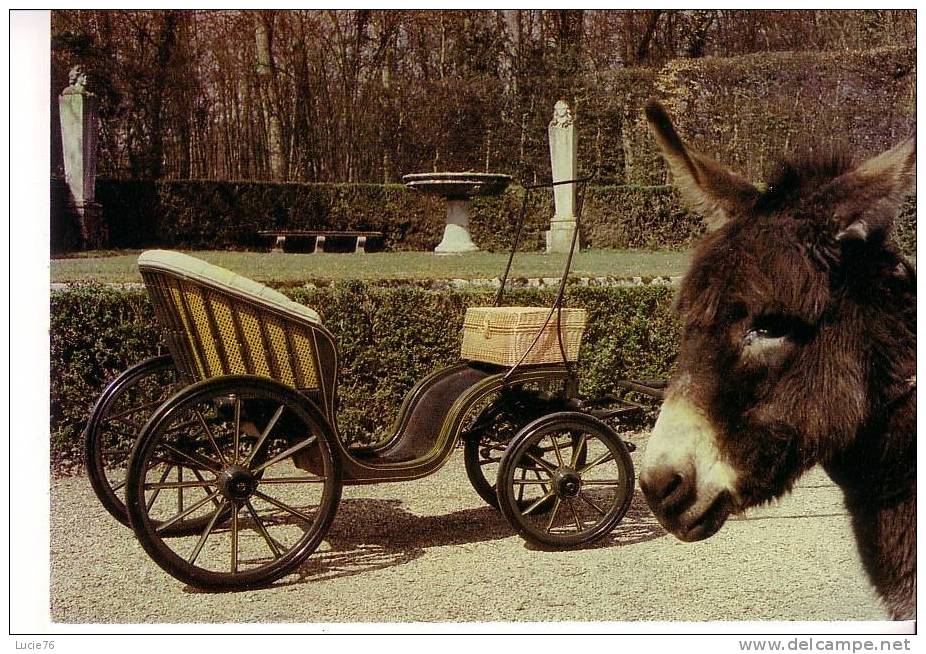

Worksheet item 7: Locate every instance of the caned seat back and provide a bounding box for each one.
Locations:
[138,250,334,395]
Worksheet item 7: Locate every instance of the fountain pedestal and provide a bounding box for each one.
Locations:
[403,172,511,254]
[436,199,480,253]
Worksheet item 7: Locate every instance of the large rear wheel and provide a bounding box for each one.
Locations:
[125,376,341,590]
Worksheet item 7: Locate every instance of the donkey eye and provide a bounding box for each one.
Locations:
[744,314,810,346]
[749,315,793,339]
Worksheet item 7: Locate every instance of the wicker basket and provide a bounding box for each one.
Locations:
[460,306,587,366]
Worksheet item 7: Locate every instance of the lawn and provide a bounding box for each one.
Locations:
[50,249,690,285]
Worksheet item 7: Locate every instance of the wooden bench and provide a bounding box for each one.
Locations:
[258,230,382,254]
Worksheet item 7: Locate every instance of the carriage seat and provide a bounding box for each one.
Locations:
[138,250,321,323]
[137,250,327,392]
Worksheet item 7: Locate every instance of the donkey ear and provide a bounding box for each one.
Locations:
[645,100,759,231]
[833,135,916,244]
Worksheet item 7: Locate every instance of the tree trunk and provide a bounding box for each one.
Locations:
[500,10,520,94]
[147,10,179,178]
[635,10,662,63]
[254,11,286,181]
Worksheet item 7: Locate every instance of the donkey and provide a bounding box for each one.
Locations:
[639,101,916,620]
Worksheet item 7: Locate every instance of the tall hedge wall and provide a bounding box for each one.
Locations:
[578,46,915,185]
[50,283,679,467]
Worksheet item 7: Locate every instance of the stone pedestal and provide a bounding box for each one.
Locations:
[545,100,580,254]
[59,67,107,249]
[71,201,106,249]
[546,218,579,253]
[435,199,480,254]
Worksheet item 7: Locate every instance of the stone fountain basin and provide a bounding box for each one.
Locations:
[402,172,511,199]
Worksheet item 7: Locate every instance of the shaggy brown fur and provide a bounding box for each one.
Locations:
[641,101,915,619]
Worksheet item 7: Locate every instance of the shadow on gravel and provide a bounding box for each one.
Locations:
[281,490,668,585]
[178,490,667,593]
[277,499,514,585]
[523,490,667,552]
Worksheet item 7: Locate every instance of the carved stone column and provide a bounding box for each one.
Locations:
[59,66,106,249]
[546,100,580,254]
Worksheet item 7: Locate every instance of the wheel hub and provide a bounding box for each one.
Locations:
[219,465,258,501]
[554,469,582,498]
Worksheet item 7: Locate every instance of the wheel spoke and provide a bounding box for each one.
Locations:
[155,490,221,533]
[146,464,174,510]
[164,418,200,436]
[258,476,327,484]
[578,450,614,475]
[233,398,241,464]
[522,489,556,516]
[146,478,217,490]
[524,452,556,475]
[191,468,224,510]
[511,478,551,485]
[162,442,222,474]
[187,501,228,565]
[101,449,132,458]
[106,398,163,423]
[230,504,239,573]
[243,404,285,467]
[549,434,565,467]
[516,467,526,503]
[570,434,587,469]
[534,468,550,495]
[253,490,316,524]
[177,467,184,513]
[195,410,227,466]
[581,479,623,485]
[567,498,583,532]
[545,497,562,533]
[577,491,606,516]
[252,435,317,474]
[245,499,282,559]
[479,457,503,466]
[112,415,144,432]
[110,479,127,493]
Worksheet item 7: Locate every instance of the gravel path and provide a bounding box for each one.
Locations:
[50,438,887,623]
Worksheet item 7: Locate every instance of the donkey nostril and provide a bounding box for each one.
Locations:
[641,465,695,515]
[641,466,684,501]
[663,473,682,498]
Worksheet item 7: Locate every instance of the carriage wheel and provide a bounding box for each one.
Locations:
[496,412,633,548]
[464,401,586,511]
[125,376,342,589]
[84,355,182,527]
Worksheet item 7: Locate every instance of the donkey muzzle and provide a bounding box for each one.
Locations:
[640,397,738,541]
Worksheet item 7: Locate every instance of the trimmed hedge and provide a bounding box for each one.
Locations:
[54,178,916,257]
[50,283,680,467]
[55,179,703,253]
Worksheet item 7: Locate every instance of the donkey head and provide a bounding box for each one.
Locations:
[639,102,915,542]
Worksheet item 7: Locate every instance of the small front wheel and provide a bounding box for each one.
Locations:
[497,412,633,548]
[125,376,342,590]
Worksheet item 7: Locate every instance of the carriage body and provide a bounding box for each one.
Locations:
[134,250,585,486]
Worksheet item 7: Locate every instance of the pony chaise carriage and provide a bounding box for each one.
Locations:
[84,178,664,590]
